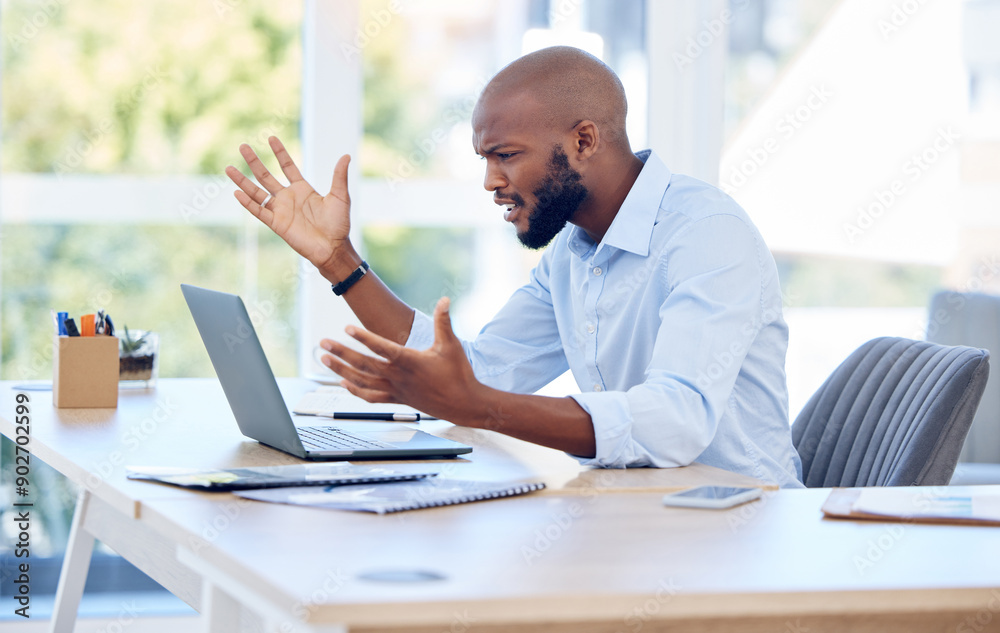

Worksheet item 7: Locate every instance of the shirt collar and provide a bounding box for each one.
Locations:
[567,149,672,260]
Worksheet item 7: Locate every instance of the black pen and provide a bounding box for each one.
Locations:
[330,412,420,422]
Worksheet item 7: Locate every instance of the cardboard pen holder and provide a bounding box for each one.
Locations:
[53,335,119,408]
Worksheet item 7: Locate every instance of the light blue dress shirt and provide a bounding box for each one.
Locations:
[407,150,804,488]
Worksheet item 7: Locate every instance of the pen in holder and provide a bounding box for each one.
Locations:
[52,335,120,408]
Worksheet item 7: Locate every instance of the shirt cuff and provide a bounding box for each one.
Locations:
[568,391,642,468]
[404,309,435,351]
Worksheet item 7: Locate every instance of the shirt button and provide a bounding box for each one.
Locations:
[586,324,595,334]
[593,267,603,276]
[593,384,603,392]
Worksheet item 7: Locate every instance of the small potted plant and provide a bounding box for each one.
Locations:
[118,326,159,386]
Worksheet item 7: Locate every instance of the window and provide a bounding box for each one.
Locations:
[1,0,303,619]
[720,0,1000,415]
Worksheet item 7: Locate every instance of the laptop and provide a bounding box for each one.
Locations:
[181,284,472,461]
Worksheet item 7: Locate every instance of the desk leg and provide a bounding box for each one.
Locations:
[201,580,243,633]
[49,490,95,633]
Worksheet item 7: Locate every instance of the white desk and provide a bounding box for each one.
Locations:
[2,379,998,633]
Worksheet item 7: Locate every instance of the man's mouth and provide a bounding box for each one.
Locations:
[495,197,522,222]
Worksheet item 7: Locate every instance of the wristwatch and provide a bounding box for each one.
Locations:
[331,260,369,296]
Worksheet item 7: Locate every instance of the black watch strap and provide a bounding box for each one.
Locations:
[331,260,370,296]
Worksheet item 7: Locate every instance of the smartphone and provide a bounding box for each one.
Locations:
[662,485,762,509]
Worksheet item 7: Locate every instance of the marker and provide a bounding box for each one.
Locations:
[80,313,96,337]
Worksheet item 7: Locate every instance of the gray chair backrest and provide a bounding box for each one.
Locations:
[792,337,990,488]
[926,290,1000,463]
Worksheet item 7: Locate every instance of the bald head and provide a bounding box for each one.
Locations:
[474,46,631,152]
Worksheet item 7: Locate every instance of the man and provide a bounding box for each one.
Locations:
[226,46,803,487]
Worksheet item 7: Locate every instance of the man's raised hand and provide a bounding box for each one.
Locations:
[318,297,481,423]
[226,136,353,272]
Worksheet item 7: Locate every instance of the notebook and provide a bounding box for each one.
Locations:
[126,463,437,491]
[235,478,546,514]
[181,284,472,461]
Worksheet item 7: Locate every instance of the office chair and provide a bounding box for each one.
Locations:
[925,290,1000,465]
[792,337,990,487]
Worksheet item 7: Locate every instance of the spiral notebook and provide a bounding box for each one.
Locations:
[234,478,546,514]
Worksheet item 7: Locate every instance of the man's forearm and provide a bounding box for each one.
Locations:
[453,384,597,458]
[319,245,416,346]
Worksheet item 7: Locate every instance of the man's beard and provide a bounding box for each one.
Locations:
[514,146,589,250]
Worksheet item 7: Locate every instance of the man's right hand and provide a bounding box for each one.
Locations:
[226,136,356,278]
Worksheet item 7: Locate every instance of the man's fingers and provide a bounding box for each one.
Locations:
[269,136,305,184]
[433,297,458,348]
[239,143,285,194]
[226,165,270,203]
[329,154,351,202]
[340,380,396,404]
[346,325,406,362]
[322,353,392,393]
[321,339,389,375]
[233,189,273,225]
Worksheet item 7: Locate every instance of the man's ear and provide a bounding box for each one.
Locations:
[572,120,600,162]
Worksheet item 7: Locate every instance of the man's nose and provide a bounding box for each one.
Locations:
[483,162,507,192]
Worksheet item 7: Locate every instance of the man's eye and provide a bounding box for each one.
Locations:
[496,153,514,160]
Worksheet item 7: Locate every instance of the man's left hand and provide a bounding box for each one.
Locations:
[319,297,480,422]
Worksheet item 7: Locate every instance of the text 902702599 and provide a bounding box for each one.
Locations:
[13,392,32,619]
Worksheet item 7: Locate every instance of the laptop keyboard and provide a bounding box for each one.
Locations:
[298,426,397,451]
